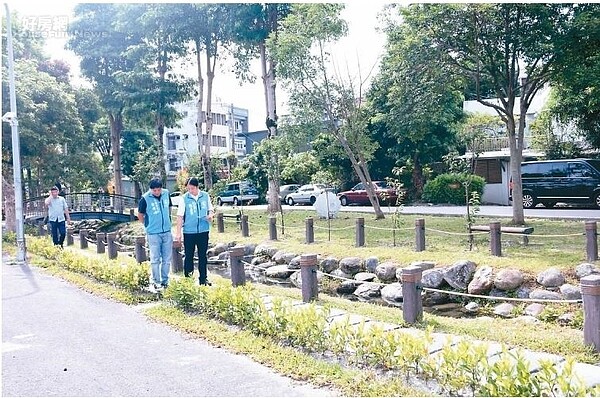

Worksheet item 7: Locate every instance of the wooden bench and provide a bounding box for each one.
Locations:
[222,211,241,222]
[470,225,534,244]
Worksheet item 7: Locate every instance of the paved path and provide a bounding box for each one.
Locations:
[2,260,335,397]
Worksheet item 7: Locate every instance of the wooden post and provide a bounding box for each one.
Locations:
[216,213,224,233]
[586,220,598,262]
[300,254,319,302]
[402,265,423,324]
[581,275,600,353]
[171,241,183,273]
[135,236,147,263]
[355,217,365,247]
[490,221,502,257]
[66,227,74,246]
[415,218,425,252]
[106,232,118,259]
[79,229,88,249]
[229,246,246,287]
[305,217,314,244]
[268,216,277,241]
[96,232,106,254]
[241,214,249,237]
[129,208,135,221]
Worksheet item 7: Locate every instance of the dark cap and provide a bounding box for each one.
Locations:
[186,177,199,187]
[149,178,163,189]
[50,186,59,191]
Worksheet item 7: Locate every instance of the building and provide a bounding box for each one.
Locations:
[235,129,269,156]
[462,86,549,205]
[163,100,249,187]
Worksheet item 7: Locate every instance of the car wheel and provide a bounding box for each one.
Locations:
[542,201,556,208]
[287,197,295,206]
[233,197,239,206]
[595,193,600,209]
[340,196,348,206]
[309,196,316,205]
[522,192,536,209]
[217,198,223,206]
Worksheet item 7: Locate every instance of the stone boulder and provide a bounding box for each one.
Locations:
[524,303,545,317]
[375,262,398,282]
[409,260,436,271]
[575,262,598,279]
[320,257,339,274]
[494,268,524,291]
[365,257,379,273]
[339,257,363,276]
[529,289,562,300]
[536,268,565,288]
[443,260,477,291]
[493,303,515,318]
[330,269,354,281]
[265,265,296,279]
[353,283,382,301]
[288,255,302,270]
[559,284,581,300]
[468,266,493,295]
[464,302,479,314]
[380,283,403,307]
[355,272,377,282]
[337,280,359,295]
[254,243,278,258]
[272,250,297,265]
[207,242,230,257]
[421,269,445,288]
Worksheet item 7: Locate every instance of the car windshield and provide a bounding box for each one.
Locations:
[374,181,388,188]
[587,159,600,173]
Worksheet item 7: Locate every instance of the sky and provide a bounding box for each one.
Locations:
[6,1,390,132]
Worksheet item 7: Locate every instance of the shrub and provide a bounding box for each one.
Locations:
[422,173,486,205]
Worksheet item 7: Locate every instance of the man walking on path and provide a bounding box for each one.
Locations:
[137,178,173,290]
[175,177,214,285]
[44,185,70,248]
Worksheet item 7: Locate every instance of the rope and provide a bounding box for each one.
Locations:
[422,286,582,304]
[363,225,414,232]
[313,225,355,231]
[527,233,584,238]
[427,228,488,236]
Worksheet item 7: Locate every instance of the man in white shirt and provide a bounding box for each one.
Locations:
[44,186,70,248]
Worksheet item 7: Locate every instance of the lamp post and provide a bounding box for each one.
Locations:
[3,3,26,263]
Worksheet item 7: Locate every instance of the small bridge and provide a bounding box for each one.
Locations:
[24,192,138,224]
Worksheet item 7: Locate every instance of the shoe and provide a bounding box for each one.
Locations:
[199,280,212,286]
[160,283,169,289]
[153,283,163,291]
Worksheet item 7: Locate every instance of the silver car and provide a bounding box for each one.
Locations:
[279,184,300,203]
[285,184,326,205]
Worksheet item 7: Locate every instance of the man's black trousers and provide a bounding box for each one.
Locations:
[183,231,209,283]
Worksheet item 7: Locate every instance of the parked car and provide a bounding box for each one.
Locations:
[337,181,400,206]
[216,181,259,206]
[285,184,326,205]
[511,159,600,208]
[267,184,301,203]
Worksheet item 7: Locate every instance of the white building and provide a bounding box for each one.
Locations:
[163,100,249,180]
[462,86,549,205]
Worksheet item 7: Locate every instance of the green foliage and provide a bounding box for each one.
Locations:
[28,237,149,290]
[2,231,16,244]
[422,173,486,205]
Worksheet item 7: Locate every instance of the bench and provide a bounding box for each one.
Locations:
[470,225,534,244]
[222,211,241,222]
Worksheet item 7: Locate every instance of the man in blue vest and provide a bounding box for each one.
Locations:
[174,177,214,286]
[137,178,173,290]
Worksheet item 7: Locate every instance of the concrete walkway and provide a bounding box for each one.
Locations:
[2,258,335,397]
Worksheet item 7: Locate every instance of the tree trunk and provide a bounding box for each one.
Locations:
[194,40,208,186]
[156,51,168,183]
[507,115,524,224]
[2,174,16,233]
[203,50,215,189]
[412,153,424,200]
[108,113,123,196]
[261,43,282,214]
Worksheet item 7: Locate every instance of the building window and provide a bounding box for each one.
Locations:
[166,133,176,151]
[474,159,502,184]
[168,157,180,172]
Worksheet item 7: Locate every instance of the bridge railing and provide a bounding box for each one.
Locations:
[24,192,139,219]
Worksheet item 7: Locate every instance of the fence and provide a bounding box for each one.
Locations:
[215,215,599,262]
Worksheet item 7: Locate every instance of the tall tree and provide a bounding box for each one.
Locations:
[176,3,236,189]
[403,4,575,224]
[68,3,137,195]
[118,3,194,183]
[232,3,292,213]
[369,13,464,200]
[273,4,387,219]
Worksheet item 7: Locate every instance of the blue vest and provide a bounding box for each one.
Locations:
[182,191,210,234]
[142,189,171,234]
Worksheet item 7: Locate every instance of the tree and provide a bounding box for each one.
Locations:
[273,4,387,219]
[68,3,137,196]
[403,4,576,224]
[369,12,464,200]
[231,3,292,214]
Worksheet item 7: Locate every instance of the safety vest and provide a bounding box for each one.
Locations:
[142,189,171,234]
[182,191,210,234]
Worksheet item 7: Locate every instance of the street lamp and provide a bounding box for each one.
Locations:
[3,4,26,263]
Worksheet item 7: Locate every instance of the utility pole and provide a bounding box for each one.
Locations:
[3,3,26,263]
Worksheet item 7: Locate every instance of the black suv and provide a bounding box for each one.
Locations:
[515,159,600,208]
